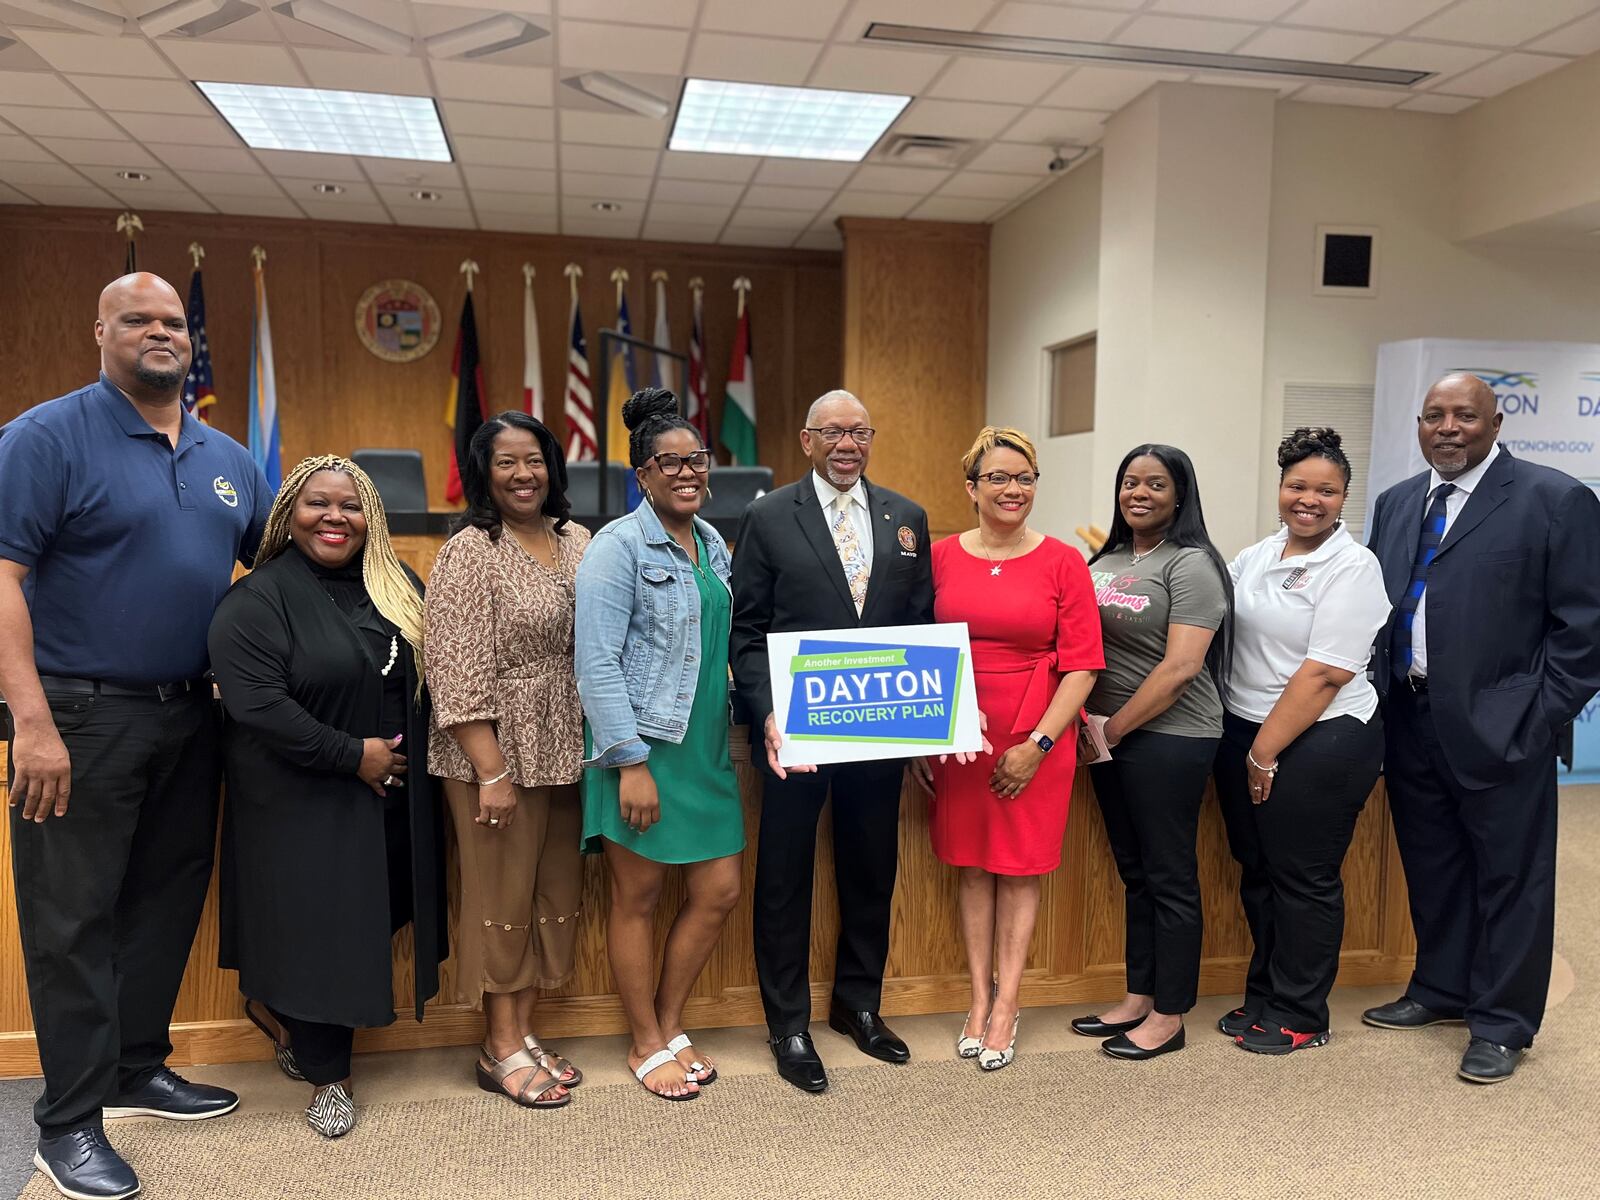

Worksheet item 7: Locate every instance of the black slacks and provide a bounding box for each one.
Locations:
[752,760,903,1036]
[8,689,220,1137]
[1089,729,1218,1015]
[1214,709,1383,1032]
[269,1009,354,1087]
[1384,685,1557,1050]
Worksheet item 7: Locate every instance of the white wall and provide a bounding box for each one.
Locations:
[986,153,1102,547]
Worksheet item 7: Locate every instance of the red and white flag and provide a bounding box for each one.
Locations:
[562,266,596,461]
[522,264,543,419]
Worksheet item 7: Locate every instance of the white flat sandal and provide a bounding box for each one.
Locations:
[666,1033,717,1084]
[634,1048,700,1102]
[979,1014,1019,1072]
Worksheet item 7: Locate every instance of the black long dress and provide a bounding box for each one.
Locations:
[209,546,446,1029]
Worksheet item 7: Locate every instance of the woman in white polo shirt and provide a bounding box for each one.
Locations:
[1215,427,1391,1056]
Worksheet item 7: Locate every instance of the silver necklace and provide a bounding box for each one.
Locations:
[978,527,1029,577]
[1129,538,1166,565]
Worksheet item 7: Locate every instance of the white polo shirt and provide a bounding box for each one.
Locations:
[1223,524,1393,724]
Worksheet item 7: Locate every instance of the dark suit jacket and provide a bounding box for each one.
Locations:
[1368,447,1600,790]
[730,474,935,727]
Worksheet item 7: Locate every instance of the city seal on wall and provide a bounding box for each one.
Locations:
[355,279,442,364]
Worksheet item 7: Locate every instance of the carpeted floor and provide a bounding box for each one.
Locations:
[10,789,1600,1200]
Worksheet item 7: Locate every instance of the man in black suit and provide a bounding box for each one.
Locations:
[731,389,934,1093]
[1364,371,1600,1084]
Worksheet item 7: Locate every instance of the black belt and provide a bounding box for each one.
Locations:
[38,675,208,702]
[1402,674,1428,693]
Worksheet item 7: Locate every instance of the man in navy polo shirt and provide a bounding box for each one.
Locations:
[0,273,272,1200]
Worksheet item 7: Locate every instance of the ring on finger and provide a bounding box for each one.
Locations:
[488,817,500,826]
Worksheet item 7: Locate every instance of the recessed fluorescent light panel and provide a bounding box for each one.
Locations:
[669,79,910,162]
[196,82,453,162]
[864,23,1431,87]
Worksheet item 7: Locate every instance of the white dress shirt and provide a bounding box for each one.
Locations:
[813,471,874,560]
[1411,442,1499,678]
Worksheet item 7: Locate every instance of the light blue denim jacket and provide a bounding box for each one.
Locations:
[574,500,732,768]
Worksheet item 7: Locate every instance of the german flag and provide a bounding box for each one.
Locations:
[444,291,485,504]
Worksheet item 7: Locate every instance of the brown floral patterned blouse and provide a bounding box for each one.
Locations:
[425,522,591,787]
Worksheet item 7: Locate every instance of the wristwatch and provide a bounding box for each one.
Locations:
[1029,730,1054,753]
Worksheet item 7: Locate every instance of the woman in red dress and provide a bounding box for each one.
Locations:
[912,427,1102,1071]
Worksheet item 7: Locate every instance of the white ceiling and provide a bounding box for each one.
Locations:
[0,0,1596,247]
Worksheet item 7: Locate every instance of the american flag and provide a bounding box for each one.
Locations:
[563,291,596,461]
[687,282,711,448]
[182,268,216,423]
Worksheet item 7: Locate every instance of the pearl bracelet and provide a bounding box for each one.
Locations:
[478,768,511,787]
[1246,750,1278,775]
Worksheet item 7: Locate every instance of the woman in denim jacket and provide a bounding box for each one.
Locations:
[575,388,744,1102]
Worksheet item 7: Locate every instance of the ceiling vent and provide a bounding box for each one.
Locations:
[875,134,975,169]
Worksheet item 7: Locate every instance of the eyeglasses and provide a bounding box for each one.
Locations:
[650,450,712,476]
[804,426,876,445]
[971,471,1040,489]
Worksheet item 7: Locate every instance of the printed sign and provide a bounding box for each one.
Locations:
[767,623,981,767]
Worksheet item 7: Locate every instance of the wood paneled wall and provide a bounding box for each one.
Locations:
[840,217,990,535]
[0,206,841,504]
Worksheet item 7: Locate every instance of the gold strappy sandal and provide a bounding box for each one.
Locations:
[476,1046,571,1109]
[523,1035,582,1087]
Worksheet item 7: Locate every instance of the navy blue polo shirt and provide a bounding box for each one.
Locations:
[0,374,273,685]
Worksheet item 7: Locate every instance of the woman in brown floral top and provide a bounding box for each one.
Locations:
[425,411,589,1110]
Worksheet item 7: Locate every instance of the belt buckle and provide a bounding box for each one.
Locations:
[1406,674,1427,693]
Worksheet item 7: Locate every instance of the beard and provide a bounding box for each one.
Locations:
[134,358,187,389]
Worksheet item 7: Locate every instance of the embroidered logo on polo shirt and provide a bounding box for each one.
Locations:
[213,476,239,508]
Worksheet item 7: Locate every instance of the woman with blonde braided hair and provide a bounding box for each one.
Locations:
[207,456,447,1138]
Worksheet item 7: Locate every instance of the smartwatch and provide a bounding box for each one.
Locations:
[1029,730,1054,753]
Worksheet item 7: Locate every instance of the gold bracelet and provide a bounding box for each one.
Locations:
[478,768,511,787]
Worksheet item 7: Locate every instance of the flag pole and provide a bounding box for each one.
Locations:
[116,212,143,273]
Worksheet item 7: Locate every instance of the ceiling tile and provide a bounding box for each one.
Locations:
[1410,0,1597,47]
[211,196,307,219]
[376,182,471,210]
[68,77,210,116]
[563,215,645,237]
[277,178,382,204]
[112,113,239,147]
[847,163,950,194]
[740,183,835,211]
[909,195,1002,221]
[998,107,1106,145]
[1113,15,1257,53]
[753,158,856,186]
[558,21,689,73]
[658,151,760,182]
[562,170,652,199]
[1153,0,1296,17]
[648,199,736,223]
[480,212,561,233]
[1278,0,1451,36]
[642,221,723,243]
[1,108,121,138]
[177,170,291,197]
[720,227,797,247]
[444,101,555,140]
[148,145,264,173]
[926,58,1068,105]
[298,201,392,223]
[390,208,480,230]
[699,0,848,40]
[807,46,949,94]
[1528,11,1600,55]
[111,188,214,213]
[12,183,118,206]
[560,144,659,175]
[78,166,183,191]
[295,49,433,95]
[0,135,57,163]
[825,191,916,218]
[1234,28,1382,63]
[560,109,668,149]
[686,33,822,85]
[468,190,559,215]
[935,170,1036,200]
[0,72,87,107]
[452,135,556,168]
[839,0,994,35]
[1396,93,1479,113]
[462,164,559,190]
[725,206,814,230]
[1040,66,1183,110]
[1290,84,1406,108]
[1441,53,1570,97]
[893,99,1022,139]
[795,228,843,251]
[0,181,35,204]
[984,3,1131,41]
[0,161,91,187]
[161,41,304,86]
[252,149,365,179]
[556,0,698,25]
[1354,42,1498,81]
[356,157,464,186]
[1188,72,1307,94]
[13,31,175,79]
[964,142,1057,174]
[652,178,740,204]
[431,62,554,105]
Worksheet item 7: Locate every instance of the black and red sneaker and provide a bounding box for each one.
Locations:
[1217,1007,1258,1038]
[1235,1022,1330,1055]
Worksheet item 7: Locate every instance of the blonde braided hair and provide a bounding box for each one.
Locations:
[257,455,426,684]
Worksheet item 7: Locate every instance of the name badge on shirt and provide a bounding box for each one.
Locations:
[1282,567,1310,591]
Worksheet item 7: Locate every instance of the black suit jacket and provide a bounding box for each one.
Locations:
[1368,447,1600,789]
[730,475,935,727]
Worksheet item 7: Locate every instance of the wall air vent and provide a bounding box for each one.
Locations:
[876,134,976,169]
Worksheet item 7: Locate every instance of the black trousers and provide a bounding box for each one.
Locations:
[7,689,220,1137]
[1384,685,1557,1050]
[269,1009,354,1087]
[1214,709,1383,1032]
[752,760,903,1036]
[1089,729,1217,1015]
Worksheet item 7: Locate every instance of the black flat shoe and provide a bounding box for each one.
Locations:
[1071,1013,1147,1038]
[1102,1025,1186,1061]
[1459,1038,1524,1084]
[828,1006,910,1063]
[103,1066,238,1121]
[1362,996,1464,1030]
[770,1033,828,1093]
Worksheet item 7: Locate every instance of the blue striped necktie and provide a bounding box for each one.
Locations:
[1392,482,1454,679]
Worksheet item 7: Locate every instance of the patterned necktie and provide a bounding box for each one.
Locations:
[1392,482,1454,679]
[831,495,869,616]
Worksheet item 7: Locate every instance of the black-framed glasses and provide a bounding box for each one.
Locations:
[804,426,876,445]
[650,450,712,476]
[971,471,1040,489]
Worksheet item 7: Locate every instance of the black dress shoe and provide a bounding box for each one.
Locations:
[35,1129,140,1200]
[1459,1037,1524,1084]
[1362,996,1464,1030]
[1102,1025,1186,1061]
[828,1006,910,1063]
[1071,1013,1147,1038]
[770,1033,828,1093]
[103,1066,239,1121]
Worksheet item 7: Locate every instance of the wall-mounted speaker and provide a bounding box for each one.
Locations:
[1314,224,1379,296]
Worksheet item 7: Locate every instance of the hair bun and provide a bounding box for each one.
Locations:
[1277,426,1342,469]
[622,387,679,432]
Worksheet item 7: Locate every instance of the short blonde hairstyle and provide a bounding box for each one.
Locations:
[962,426,1039,479]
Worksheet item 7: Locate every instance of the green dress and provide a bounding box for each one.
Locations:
[581,532,746,864]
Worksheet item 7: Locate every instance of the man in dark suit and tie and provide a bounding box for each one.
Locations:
[1363,371,1600,1083]
[731,389,934,1093]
